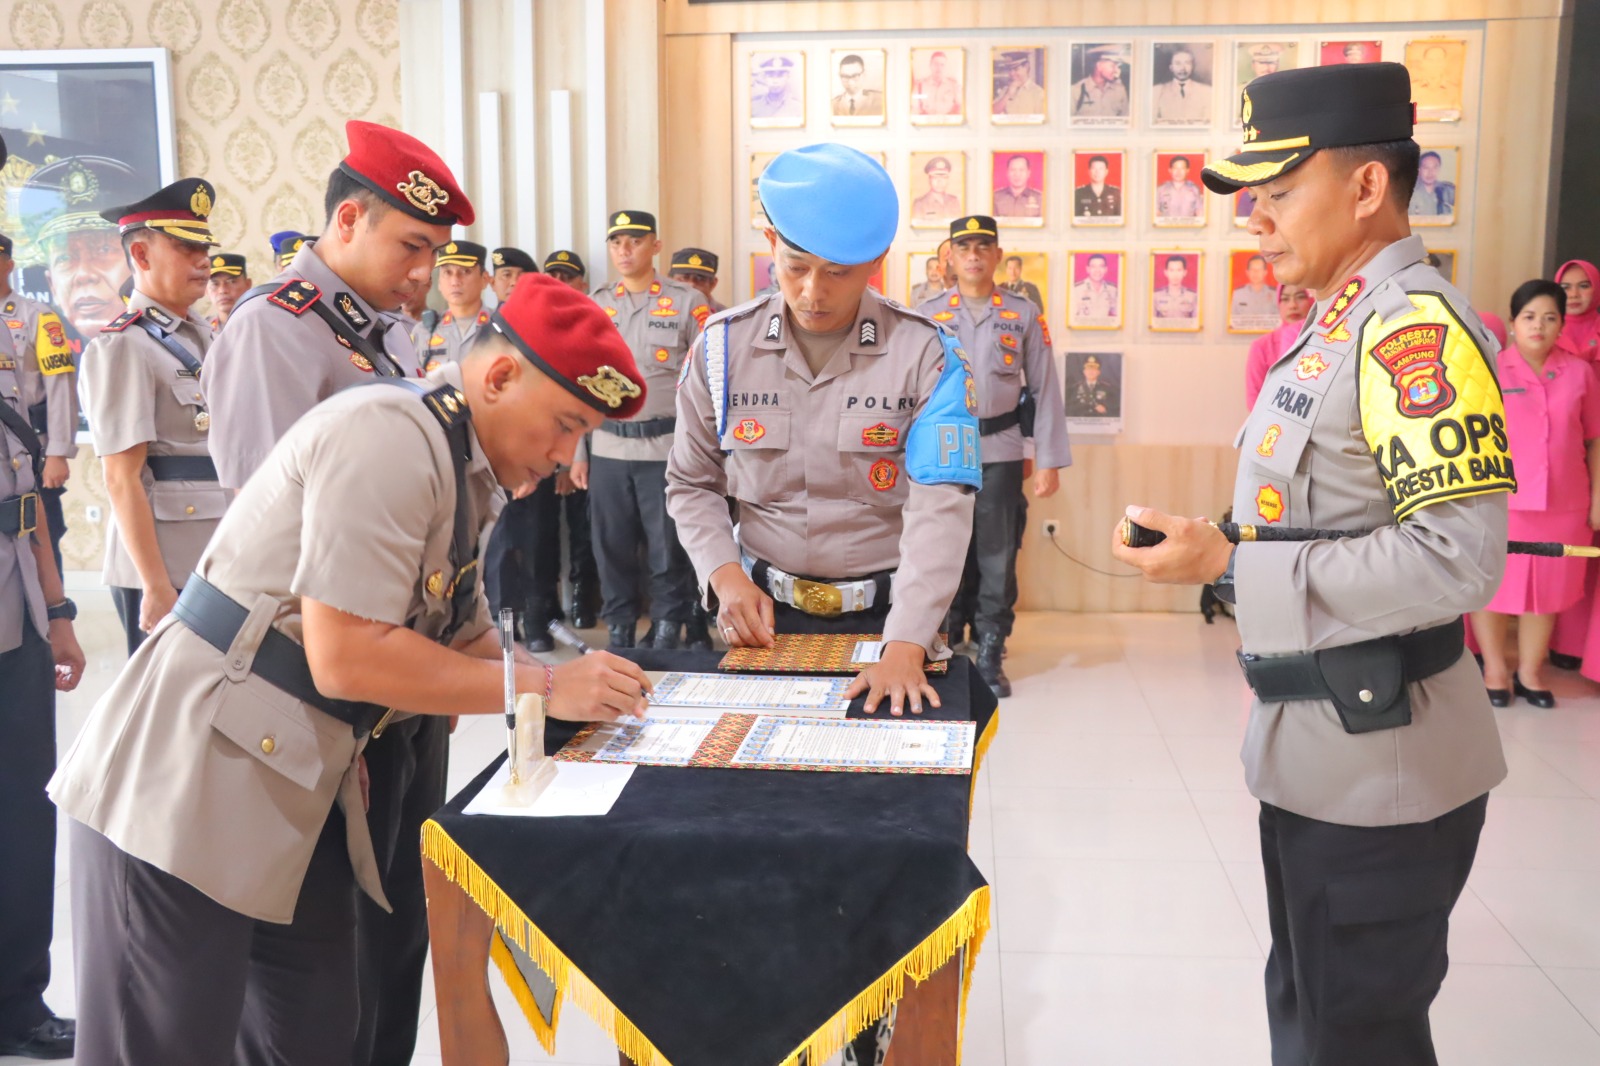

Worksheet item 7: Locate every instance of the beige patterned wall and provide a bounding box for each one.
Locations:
[6,0,402,571]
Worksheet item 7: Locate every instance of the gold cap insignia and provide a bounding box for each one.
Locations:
[557,252,570,261]
[397,169,449,216]
[444,242,457,254]
[965,218,979,230]
[688,254,703,267]
[577,365,643,409]
[492,251,504,266]
[65,162,99,205]
[615,212,630,226]
[190,186,213,218]
[212,256,225,267]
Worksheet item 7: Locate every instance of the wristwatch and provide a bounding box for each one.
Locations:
[1210,548,1238,605]
[46,598,77,622]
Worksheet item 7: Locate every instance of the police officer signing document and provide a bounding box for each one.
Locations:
[1114,64,1511,1064]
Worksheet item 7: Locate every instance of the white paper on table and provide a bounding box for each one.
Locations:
[730,716,977,771]
[462,758,636,817]
[647,672,851,715]
[851,640,885,664]
[583,717,719,766]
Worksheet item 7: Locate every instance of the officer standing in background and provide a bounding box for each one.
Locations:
[543,249,588,291]
[669,247,726,313]
[919,216,1069,697]
[0,130,86,1066]
[572,211,711,649]
[0,233,77,577]
[205,252,252,330]
[413,240,491,371]
[203,120,473,1066]
[269,230,310,270]
[1114,63,1511,1064]
[77,178,229,657]
[491,246,539,303]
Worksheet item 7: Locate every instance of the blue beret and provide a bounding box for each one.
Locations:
[758,144,898,267]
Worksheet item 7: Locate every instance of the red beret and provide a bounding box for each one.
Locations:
[339,120,474,227]
[490,274,647,419]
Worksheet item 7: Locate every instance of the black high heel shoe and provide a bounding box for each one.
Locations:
[1485,686,1512,708]
[1513,674,1555,709]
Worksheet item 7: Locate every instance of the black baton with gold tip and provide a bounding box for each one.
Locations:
[1118,517,1600,559]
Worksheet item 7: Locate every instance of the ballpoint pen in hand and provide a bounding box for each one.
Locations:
[500,608,519,784]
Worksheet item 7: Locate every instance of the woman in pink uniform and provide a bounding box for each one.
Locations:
[1548,260,1600,669]
[1243,284,1313,407]
[1475,280,1600,708]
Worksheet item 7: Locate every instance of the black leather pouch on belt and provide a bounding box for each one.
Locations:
[1237,618,1464,735]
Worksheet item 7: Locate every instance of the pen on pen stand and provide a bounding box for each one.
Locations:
[500,608,519,785]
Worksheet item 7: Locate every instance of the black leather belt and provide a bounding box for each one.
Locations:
[147,455,219,481]
[1236,618,1464,734]
[173,575,388,737]
[1,492,38,537]
[978,409,1020,436]
[601,416,676,439]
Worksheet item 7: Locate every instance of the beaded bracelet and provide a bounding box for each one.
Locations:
[543,663,555,708]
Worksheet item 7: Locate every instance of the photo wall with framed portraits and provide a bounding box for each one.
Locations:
[732,24,1485,438]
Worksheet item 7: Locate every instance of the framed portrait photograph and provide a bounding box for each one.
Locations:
[1071,150,1124,227]
[1067,251,1124,331]
[1228,250,1281,334]
[1406,39,1467,122]
[909,151,966,228]
[1233,41,1298,123]
[995,252,1048,315]
[1065,350,1124,433]
[751,253,778,299]
[830,48,887,127]
[1151,41,1215,127]
[749,152,778,229]
[991,150,1045,227]
[991,47,1046,124]
[749,50,805,128]
[908,250,949,309]
[1233,187,1256,228]
[910,47,965,125]
[1068,42,1132,127]
[1153,150,1208,228]
[0,48,175,348]
[1150,250,1203,332]
[1425,249,1458,285]
[1409,147,1458,226]
[1320,40,1383,66]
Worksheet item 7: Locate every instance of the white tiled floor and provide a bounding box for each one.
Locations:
[14,600,1600,1064]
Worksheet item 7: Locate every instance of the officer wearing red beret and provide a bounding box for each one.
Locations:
[52,274,652,1065]
[199,120,476,1066]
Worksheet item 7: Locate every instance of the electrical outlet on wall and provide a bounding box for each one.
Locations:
[1042,519,1060,539]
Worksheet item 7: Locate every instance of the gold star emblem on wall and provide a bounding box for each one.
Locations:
[0,92,19,115]
[25,122,46,146]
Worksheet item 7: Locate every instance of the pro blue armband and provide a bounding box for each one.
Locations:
[905,330,982,489]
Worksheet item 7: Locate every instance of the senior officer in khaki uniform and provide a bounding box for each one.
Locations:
[77,178,230,657]
[51,275,652,1066]
[202,121,473,1066]
[1114,64,1511,1065]
[668,139,981,1066]
[919,215,1070,697]
[571,211,712,650]
[413,240,491,371]
[0,233,77,576]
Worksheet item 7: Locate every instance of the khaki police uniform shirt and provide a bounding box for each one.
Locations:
[205,242,420,489]
[0,324,47,654]
[77,291,228,590]
[3,294,78,457]
[917,287,1071,468]
[581,274,710,463]
[50,362,499,923]
[1232,236,1509,826]
[412,306,491,372]
[667,290,976,656]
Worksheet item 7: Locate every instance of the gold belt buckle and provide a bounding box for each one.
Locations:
[370,708,399,737]
[15,492,39,538]
[792,578,844,617]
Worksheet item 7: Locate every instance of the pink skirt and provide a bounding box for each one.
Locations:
[1485,509,1592,615]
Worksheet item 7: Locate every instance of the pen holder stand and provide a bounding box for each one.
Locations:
[500,693,559,807]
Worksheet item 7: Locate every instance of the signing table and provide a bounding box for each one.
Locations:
[422,648,998,1066]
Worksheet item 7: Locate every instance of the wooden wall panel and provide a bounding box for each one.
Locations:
[660,34,735,266]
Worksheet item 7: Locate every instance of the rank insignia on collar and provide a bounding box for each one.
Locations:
[1318,276,1365,329]
[654,347,670,362]
[396,169,449,216]
[732,418,766,443]
[268,280,321,315]
[1295,352,1330,381]
[999,309,1020,320]
[862,422,899,447]
[334,292,370,330]
[102,309,142,333]
[766,315,782,341]
[1255,483,1285,523]
[859,319,878,346]
[144,306,174,329]
[476,310,490,325]
[578,365,643,408]
[933,311,955,321]
[649,282,662,296]
[869,458,899,491]
[991,292,1004,306]
[1256,424,1282,457]
[948,294,960,307]
[612,282,626,298]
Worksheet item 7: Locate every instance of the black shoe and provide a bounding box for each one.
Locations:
[1486,687,1511,708]
[525,632,555,653]
[608,623,637,649]
[683,617,713,651]
[649,619,681,650]
[569,584,598,630]
[1550,650,1583,671]
[1514,674,1556,709]
[0,1017,75,1060]
[571,608,596,630]
[976,633,1012,698]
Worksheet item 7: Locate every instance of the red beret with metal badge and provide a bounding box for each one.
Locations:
[339,120,475,227]
[490,273,647,419]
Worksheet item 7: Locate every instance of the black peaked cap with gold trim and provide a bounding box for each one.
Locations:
[543,250,586,276]
[670,248,718,276]
[607,210,656,237]
[101,178,217,246]
[436,240,487,269]
[949,215,998,241]
[1202,62,1415,194]
[492,246,538,272]
[209,252,247,277]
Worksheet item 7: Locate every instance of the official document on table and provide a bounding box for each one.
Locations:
[648,672,853,715]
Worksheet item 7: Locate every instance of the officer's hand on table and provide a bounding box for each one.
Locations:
[1032,467,1060,498]
[141,582,179,633]
[547,652,652,721]
[42,456,69,489]
[1109,505,1232,585]
[709,562,775,648]
[49,618,85,692]
[555,470,576,496]
[569,461,589,491]
[848,641,941,717]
